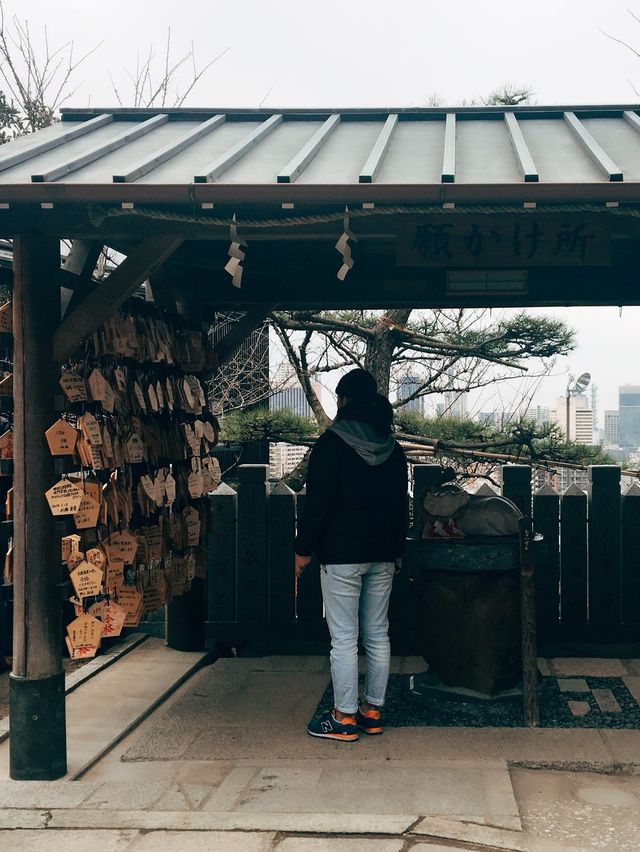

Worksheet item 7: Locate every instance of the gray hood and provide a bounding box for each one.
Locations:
[329,419,396,466]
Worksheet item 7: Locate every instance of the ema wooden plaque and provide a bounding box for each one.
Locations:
[73,494,101,530]
[45,419,78,456]
[69,560,103,599]
[59,370,88,403]
[66,613,102,648]
[46,479,84,515]
[0,301,12,333]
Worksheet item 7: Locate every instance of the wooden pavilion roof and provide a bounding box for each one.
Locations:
[2,105,640,205]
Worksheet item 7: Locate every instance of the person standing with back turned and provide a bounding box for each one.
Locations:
[295,369,408,742]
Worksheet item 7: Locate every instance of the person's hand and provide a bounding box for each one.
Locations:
[295,553,312,578]
[394,558,402,574]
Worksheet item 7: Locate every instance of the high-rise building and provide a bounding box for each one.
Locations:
[396,374,424,414]
[270,385,315,419]
[527,405,551,430]
[443,391,468,419]
[553,394,593,444]
[619,385,640,448]
[269,442,309,479]
[604,410,620,447]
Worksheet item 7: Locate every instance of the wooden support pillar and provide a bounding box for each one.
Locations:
[9,234,66,780]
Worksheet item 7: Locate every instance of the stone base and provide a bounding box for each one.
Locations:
[408,668,524,704]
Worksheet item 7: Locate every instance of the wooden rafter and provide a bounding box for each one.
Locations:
[53,235,183,362]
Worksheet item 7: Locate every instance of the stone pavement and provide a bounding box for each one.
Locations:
[1,650,640,850]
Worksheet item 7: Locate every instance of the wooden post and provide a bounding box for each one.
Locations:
[236,465,269,623]
[622,482,640,627]
[502,464,532,517]
[9,234,66,779]
[205,483,238,652]
[588,465,622,632]
[268,481,296,623]
[519,515,539,727]
[533,483,560,642]
[560,483,588,633]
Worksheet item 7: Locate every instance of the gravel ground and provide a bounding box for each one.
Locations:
[513,767,640,851]
[316,674,640,728]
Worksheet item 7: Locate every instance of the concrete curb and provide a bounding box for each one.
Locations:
[0,808,420,836]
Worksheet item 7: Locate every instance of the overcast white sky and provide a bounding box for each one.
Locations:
[10,0,640,416]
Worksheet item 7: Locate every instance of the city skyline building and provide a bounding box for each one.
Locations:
[269,384,316,419]
[443,390,468,419]
[619,385,640,448]
[396,374,424,414]
[552,394,594,444]
[604,410,620,447]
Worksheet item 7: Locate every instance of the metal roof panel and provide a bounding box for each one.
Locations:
[519,118,605,183]
[294,121,382,184]
[136,120,261,183]
[0,120,129,184]
[582,117,640,181]
[374,119,444,184]
[222,119,324,183]
[455,118,521,184]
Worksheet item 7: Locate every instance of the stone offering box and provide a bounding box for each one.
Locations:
[404,534,522,700]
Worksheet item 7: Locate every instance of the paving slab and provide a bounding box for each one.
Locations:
[129,829,276,851]
[0,830,139,851]
[557,678,589,693]
[0,809,49,829]
[81,780,172,810]
[552,658,628,677]
[599,729,640,770]
[0,779,100,808]
[275,840,404,852]
[192,759,519,829]
[622,675,640,703]
[591,687,621,713]
[411,815,530,850]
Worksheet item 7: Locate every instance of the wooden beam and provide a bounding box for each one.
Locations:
[564,112,623,182]
[10,234,67,779]
[53,235,183,362]
[62,239,102,279]
[214,303,273,364]
[31,115,168,182]
[442,113,456,183]
[359,114,398,183]
[194,114,283,182]
[60,240,103,319]
[504,112,539,182]
[0,114,112,173]
[113,114,225,182]
[277,114,341,183]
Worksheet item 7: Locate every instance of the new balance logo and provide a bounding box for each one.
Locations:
[321,720,333,733]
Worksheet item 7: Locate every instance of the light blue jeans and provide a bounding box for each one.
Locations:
[320,562,395,715]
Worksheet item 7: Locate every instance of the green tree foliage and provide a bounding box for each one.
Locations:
[396,410,615,471]
[219,408,316,444]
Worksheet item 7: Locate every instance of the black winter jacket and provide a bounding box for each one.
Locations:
[295,429,409,564]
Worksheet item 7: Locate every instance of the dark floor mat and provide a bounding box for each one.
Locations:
[314,675,640,728]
